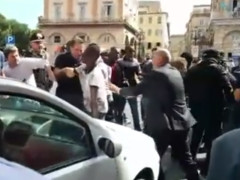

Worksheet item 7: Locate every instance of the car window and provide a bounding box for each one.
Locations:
[0,95,95,173]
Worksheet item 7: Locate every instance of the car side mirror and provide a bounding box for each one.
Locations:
[98,137,122,158]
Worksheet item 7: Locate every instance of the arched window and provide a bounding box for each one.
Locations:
[73,33,90,43]
[98,33,116,44]
[49,33,65,44]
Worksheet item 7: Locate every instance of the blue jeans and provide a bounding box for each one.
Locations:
[128,98,141,131]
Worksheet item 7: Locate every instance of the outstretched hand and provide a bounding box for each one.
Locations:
[109,82,121,94]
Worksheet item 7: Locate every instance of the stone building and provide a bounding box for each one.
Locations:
[39,0,139,60]
[169,35,185,60]
[138,0,169,54]
[185,5,211,54]
[210,0,240,60]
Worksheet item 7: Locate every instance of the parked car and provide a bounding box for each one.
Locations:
[0,77,160,180]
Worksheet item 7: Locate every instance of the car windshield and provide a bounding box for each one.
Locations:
[0,95,67,118]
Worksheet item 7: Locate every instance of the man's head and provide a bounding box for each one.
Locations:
[180,52,193,69]
[82,43,100,69]
[120,49,126,58]
[108,47,119,66]
[68,38,84,59]
[30,32,45,53]
[125,46,135,59]
[202,49,220,61]
[4,45,19,65]
[171,57,187,72]
[152,49,172,68]
[100,49,109,64]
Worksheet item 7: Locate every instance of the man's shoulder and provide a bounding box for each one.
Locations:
[56,52,69,59]
[92,66,103,76]
[215,129,240,147]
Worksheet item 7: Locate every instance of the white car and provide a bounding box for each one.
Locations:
[0,78,160,180]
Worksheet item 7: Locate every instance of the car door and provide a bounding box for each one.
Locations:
[0,94,118,180]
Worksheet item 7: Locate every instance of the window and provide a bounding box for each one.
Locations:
[147,42,152,49]
[54,3,62,20]
[155,29,159,36]
[102,1,113,18]
[103,35,110,43]
[140,17,143,24]
[158,16,161,24]
[149,17,152,24]
[0,95,94,172]
[78,2,87,20]
[148,29,152,36]
[156,42,161,47]
[54,35,61,43]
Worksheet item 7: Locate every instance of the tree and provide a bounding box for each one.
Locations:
[0,14,31,50]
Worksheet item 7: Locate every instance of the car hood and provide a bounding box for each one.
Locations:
[98,120,156,149]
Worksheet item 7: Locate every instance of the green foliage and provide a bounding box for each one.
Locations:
[0,14,35,50]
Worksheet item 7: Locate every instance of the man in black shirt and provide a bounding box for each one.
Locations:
[53,38,84,110]
[114,46,141,131]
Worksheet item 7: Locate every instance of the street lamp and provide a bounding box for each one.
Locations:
[136,30,145,59]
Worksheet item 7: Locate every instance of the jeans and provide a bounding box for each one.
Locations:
[128,98,141,131]
[113,93,126,125]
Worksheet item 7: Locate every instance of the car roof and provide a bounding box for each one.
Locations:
[0,77,96,126]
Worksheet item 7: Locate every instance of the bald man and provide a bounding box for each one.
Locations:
[110,49,200,180]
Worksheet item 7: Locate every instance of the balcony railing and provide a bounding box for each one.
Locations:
[38,16,131,25]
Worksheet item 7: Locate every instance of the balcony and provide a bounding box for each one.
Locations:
[38,16,139,34]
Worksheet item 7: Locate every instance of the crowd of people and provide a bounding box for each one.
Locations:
[1,31,240,180]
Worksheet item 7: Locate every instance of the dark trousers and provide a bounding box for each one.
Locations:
[190,121,222,174]
[141,97,149,130]
[128,98,141,131]
[56,92,85,111]
[152,129,200,180]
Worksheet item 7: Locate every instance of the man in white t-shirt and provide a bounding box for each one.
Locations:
[2,45,50,87]
[65,43,108,119]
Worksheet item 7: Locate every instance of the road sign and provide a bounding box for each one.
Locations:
[5,35,15,45]
[191,45,199,58]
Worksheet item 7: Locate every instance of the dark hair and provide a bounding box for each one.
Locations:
[83,43,100,57]
[120,49,126,55]
[180,52,193,69]
[4,45,18,59]
[68,37,84,47]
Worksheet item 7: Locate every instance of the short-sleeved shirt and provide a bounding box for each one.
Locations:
[3,58,48,87]
[76,65,108,114]
[54,52,83,96]
[96,57,112,96]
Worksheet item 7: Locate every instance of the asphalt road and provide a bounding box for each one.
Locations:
[50,82,206,180]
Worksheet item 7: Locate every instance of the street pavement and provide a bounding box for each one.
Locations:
[50,82,206,180]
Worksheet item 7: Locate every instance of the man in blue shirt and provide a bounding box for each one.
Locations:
[0,158,47,180]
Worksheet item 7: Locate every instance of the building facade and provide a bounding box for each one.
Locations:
[210,0,240,60]
[169,35,185,60]
[39,0,139,60]
[185,5,211,55]
[138,0,169,54]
